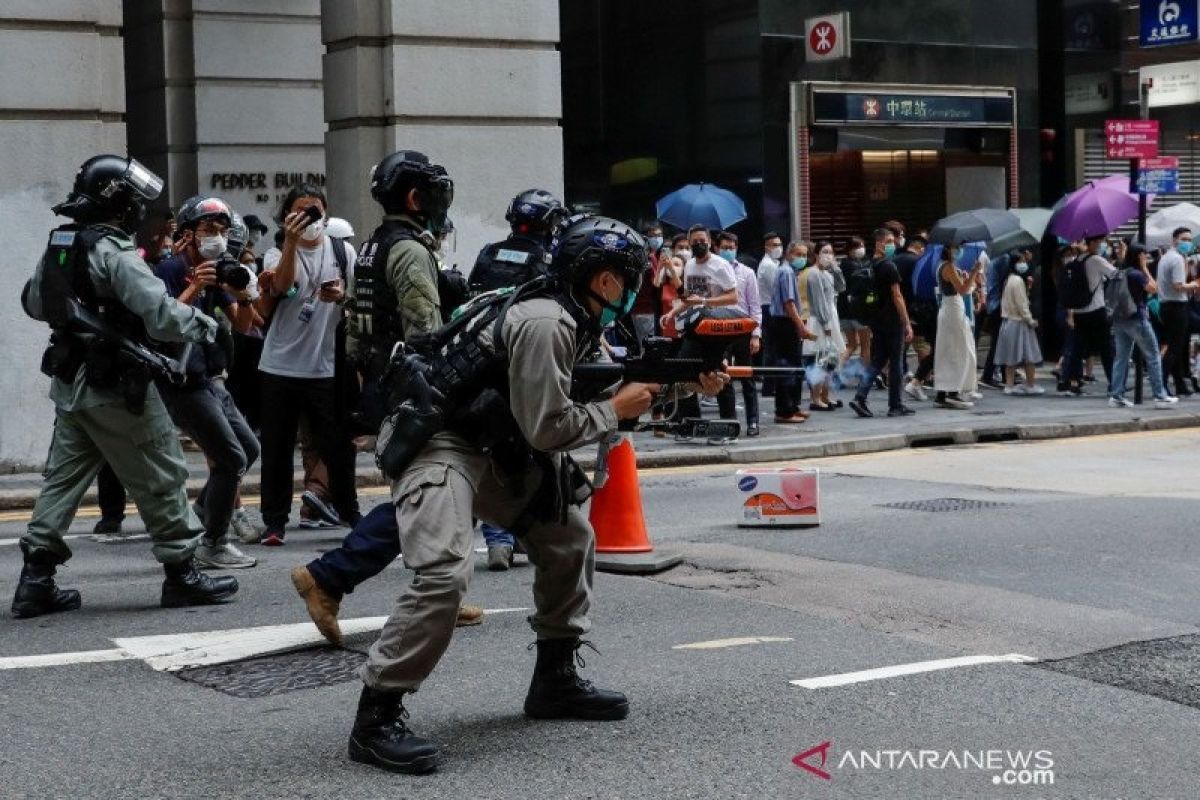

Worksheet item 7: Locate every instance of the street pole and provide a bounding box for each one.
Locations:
[1132,80,1152,406]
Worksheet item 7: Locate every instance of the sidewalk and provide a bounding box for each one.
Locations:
[2,377,1198,510]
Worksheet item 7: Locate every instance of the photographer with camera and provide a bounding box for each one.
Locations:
[254,184,360,546]
[150,195,259,569]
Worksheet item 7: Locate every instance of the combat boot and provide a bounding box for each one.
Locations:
[347,686,440,774]
[11,550,81,619]
[523,638,629,721]
[160,558,238,608]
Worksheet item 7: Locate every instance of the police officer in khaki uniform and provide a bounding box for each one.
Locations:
[346,215,727,774]
[13,155,238,618]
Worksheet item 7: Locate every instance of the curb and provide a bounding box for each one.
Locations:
[3,412,1199,512]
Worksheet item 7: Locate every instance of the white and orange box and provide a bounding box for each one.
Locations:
[735,468,820,527]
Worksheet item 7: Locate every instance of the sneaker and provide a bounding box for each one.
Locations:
[849,398,873,418]
[1020,384,1045,396]
[195,539,257,569]
[298,517,339,530]
[487,545,514,572]
[887,405,916,417]
[1108,396,1134,408]
[904,382,928,402]
[261,526,286,547]
[301,490,341,526]
[1058,385,1084,397]
[230,508,263,544]
[966,391,984,400]
[1154,395,1179,408]
[979,378,1004,390]
[937,397,972,410]
[1003,385,1018,395]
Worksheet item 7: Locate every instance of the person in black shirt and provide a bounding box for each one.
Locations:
[849,229,914,418]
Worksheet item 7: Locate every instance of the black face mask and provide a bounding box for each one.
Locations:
[692,241,709,258]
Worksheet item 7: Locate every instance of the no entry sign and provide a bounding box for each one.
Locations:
[806,13,851,62]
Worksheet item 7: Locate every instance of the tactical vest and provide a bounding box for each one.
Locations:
[37,224,147,340]
[468,235,551,296]
[349,219,429,362]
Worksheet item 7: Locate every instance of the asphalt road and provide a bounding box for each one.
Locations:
[1,430,1198,799]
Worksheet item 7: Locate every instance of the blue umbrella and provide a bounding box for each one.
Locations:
[913,242,986,302]
[655,183,747,230]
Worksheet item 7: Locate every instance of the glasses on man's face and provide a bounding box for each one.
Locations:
[196,222,228,237]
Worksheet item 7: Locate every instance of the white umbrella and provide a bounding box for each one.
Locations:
[989,207,1054,254]
[1146,202,1200,248]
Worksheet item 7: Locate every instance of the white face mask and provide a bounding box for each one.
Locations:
[768,246,783,260]
[675,249,692,260]
[197,235,227,261]
[303,218,326,241]
[819,252,835,268]
[851,247,866,260]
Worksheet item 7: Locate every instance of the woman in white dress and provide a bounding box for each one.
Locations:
[933,244,984,410]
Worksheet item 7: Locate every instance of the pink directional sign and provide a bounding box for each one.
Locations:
[1105,119,1160,160]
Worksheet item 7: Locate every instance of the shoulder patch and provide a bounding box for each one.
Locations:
[495,248,532,265]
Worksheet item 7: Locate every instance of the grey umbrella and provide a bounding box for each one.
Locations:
[929,208,1021,246]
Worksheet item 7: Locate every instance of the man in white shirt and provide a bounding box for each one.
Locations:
[1061,234,1117,396]
[756,232,783,394]
[1157,227,1197,397]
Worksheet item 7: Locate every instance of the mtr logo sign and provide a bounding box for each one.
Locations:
[805,12,850,62]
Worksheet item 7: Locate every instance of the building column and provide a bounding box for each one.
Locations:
[0,1,126,468]
[320,0,563,267]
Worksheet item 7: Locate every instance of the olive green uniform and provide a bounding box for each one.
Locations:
[22,229,218,564]
[363,297,617,691]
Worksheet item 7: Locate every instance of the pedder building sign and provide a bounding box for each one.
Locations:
[208,171,327,206]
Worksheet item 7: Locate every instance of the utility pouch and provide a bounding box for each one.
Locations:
[377,401,445,480]
[40,333,85,381]
[116,352,151,415]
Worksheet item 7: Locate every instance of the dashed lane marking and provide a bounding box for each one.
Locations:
[790,653,1036,689]
[0,608,532,672]
[673,636,794,650]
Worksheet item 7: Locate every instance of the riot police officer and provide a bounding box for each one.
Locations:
[343,215,728,774]
[469,188,567,569]
[467,188,566,296]
[290,150,483,640]
[13,155,239,618]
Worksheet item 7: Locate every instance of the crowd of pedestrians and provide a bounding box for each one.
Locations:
[629,219,1200,427]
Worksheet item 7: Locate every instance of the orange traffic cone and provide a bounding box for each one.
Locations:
[589,433,682,574]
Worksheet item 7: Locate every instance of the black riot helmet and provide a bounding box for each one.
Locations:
[369,150,454,233]
[176,195,233,232]
[53,155,164,230]
[505,189,567,236]
[550,214,646,327]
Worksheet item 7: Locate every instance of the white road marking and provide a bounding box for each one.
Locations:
[0,648,133,670]
[790,653,1036,689]
[673,636,794,650]
[0,608,531,672]
[0,534,89,547]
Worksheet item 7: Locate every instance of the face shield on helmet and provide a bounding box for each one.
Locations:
[119,159,164,202]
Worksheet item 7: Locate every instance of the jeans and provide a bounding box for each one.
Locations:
[856,325,904,410]
[1110,317,1167,400]
[481,522,516,548]
[160,379,260,542]
[307,501,400,598]
[258,373,358,529]
[1063,308,1113,386]
[1160,301,1191,394]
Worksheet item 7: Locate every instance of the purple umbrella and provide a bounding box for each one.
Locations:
[1049,174,1155,241]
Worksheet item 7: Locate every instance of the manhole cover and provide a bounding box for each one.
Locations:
[1034,635,1200,710]
[176,646,367,698]
[877,498,1014,513]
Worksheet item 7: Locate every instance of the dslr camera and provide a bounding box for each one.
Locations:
[213,253,259,300]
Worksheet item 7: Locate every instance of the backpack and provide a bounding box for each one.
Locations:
[845,263,876,318]
[1058,255,1094,310]
[1103,268,1137,321]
